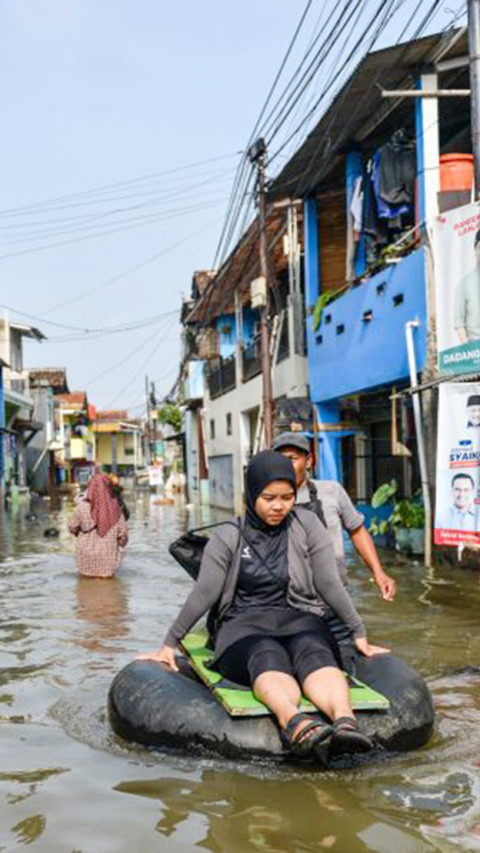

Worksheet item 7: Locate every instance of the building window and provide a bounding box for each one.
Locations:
[210,419,215,439]
[226,413,232,435]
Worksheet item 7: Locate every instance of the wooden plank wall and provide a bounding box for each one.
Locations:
[318,188,346,291]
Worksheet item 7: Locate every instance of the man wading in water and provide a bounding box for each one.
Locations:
[272,433,396,656]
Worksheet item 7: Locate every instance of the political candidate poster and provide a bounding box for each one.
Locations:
[430,201,480,375]
[434,383,480,547]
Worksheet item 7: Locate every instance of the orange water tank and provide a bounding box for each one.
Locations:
[439,153,474,191]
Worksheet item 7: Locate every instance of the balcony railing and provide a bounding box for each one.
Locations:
[242,336,262,382]
[206,355,236,399]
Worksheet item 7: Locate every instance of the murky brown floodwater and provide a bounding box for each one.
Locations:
[1,493,480,851]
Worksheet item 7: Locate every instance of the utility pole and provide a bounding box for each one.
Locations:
[248,137,274,447]
[145,374,151,466]
[150,381,157,463]
[469,0,480,196]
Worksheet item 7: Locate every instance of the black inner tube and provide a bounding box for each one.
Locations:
[108,651,434,760]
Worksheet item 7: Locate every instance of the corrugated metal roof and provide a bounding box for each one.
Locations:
[270,29,468,200]
[95,409,128,421]
[28,367,68,390]
[56,392,87,409]
[185,29,468,327]
[185,205,296,324]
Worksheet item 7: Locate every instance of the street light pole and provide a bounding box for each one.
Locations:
[469,0,480,196]
[249,137,274,447]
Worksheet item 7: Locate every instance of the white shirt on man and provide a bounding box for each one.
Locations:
[437,504,476,532]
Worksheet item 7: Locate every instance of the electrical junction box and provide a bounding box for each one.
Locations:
[250,276,267,308]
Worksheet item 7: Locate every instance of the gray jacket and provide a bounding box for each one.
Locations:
[164,507,366,648]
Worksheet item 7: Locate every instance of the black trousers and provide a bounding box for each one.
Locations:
[215,627,340,689]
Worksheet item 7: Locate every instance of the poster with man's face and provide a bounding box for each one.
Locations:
[434,383,480,546]
[430,201,480,374]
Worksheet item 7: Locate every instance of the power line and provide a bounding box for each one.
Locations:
[84,317,175,385]
[270,2,337,146]
[268,0,395,167]
[194,0,445,342]
[277,0,448,197]
[45,313,181,343]
[0,165,235,237]
[210,0,351,284]
[120,363,180,411]
[212,1,314,270]
[0,196,227,261]
[0,301,179,335]
[269,0,456,171]
[42,213,224,317]
[105,332,172,408]
[0,151,241,221]
[263,0,361,146]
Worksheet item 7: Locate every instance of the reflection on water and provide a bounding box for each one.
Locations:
[75,576,128,654]
[1,494,480,850]
[11,814,47,846]
[115,771,393,852]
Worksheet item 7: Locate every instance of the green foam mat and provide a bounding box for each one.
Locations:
[181,631,390,717]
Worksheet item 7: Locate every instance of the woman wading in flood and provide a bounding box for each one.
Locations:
[138,451,389,758]
[69,472,128,578]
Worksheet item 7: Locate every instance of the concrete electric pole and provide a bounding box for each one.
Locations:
[248,137,274,448]
[469,0,480,195]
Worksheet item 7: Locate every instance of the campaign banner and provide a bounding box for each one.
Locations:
[430,202,480,374]
[434,383,480,547]
[148,462,164,488]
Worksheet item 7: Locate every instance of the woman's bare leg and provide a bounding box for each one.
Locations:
[302,667,354,721]
[251,669,325,740]
[252,671,301,729]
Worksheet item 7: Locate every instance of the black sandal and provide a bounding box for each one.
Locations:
[281,713,333,757]
[330,717,373,755]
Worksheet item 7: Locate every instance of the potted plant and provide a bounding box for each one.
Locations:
[370,479,425,555]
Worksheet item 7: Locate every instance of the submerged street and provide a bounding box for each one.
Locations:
[0,494,480,851]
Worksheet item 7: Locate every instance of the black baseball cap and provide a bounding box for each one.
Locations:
[271,432,311,454]
[467,395,480,406]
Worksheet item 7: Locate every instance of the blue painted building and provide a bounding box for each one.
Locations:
[271,30,470,501]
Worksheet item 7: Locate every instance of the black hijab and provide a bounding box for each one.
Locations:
[245,450,296,533]
[234,450,297,591]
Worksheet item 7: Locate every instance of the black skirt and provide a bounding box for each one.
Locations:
[213,607,342,687]
[212,605,340,664]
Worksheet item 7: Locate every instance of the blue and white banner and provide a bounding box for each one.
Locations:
[430,201,480,375]
[434,383,480,547]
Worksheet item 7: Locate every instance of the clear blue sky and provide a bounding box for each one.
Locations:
[0,0,466,413]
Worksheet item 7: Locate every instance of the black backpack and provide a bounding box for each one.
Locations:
[168,521,241,581]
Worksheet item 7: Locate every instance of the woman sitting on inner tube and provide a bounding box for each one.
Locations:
[138,451,389,759]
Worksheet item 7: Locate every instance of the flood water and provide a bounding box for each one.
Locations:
[1,493,480,851]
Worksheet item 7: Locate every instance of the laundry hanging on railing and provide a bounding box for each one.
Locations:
[378,132,416,206]
[350,175,364,239]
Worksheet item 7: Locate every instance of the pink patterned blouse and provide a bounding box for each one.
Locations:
[69,496,128,577]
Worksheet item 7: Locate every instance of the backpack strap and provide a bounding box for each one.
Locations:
[307,480,327,528]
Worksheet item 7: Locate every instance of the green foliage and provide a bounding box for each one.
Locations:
[390,499,425,530]
[369,480,424,535]
[312,291,337,331]
[371,479,397,508]
[369,517,389,537]
[157,403,182,433]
